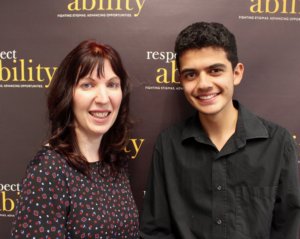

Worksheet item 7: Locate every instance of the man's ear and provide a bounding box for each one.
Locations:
[233,63,244,86]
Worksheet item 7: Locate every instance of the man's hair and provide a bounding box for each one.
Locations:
[175,22,238,69]
[47,40,132,177]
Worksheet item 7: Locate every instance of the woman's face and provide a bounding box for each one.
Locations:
[72,59,123,141]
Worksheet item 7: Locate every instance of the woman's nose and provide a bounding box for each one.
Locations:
[94,86,109,104]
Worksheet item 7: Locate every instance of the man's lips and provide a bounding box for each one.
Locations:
[196,93,219,100]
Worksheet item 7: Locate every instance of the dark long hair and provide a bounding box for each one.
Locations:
[47,40,131,176]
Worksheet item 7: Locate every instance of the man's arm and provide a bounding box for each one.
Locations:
[271,133,300,238]
[140,137,176,239]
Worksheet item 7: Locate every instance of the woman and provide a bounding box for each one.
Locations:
[11,40,139,238]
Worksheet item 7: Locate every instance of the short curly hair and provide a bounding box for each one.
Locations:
[175,22,238,70]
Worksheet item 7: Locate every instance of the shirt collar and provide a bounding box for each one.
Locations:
[234,100,269,141]
[181,113,210,144]
[181,100,269,146]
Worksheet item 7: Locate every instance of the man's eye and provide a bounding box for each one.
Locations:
[182,72,197,80]
[210,68,223,74]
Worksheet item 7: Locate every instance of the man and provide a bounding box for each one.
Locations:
[140,22,300,238]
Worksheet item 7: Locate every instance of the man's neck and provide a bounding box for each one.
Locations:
[199,104,238,151]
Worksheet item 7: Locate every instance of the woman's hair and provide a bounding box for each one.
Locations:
[47,40,131,176]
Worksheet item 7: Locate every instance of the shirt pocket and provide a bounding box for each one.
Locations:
[235,186,277,238]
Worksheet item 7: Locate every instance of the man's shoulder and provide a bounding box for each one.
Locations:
[256,115,291,138]
[159,115,194,138]
[247,111,294,145]
[239,102,292,141]
[153,115,199,152]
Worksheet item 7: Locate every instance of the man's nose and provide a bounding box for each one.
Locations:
[195,73,213,89]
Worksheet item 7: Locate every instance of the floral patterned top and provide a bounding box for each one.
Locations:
[11,146,139,239]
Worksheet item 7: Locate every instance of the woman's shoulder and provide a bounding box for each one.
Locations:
[27,145,69,173]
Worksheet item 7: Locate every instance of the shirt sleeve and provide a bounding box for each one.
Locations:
[140,135,176,239]
[271,132,300,238]
[11,149,70,238]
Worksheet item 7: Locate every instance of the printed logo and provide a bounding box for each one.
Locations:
[250,0,299,14]
[145,50,182,91]
[125,138,145,159]
[239,0,300,22]
[57,0,146,18]
[0,183,20,218]
[0,50,57,89]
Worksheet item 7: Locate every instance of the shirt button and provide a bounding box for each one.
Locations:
[216,219,222,225]
[216,185,222,191]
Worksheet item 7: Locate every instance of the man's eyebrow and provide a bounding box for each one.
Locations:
[207,63,226,69]
[180,68,197,74]
[180,63,227,73]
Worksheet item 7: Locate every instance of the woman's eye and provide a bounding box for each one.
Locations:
[107,81,120,88]
[80,83,93,89]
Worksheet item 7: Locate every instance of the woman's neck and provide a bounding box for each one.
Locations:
[75,130,102,163]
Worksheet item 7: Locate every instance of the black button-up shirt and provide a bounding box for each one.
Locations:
[140,101,300,239]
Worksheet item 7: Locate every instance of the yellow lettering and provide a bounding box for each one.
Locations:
[156,68,169,83]
[116,0,122,10]
[28,59,34,81]
[135,0,146,16]
[1,192,15,212]
[266,0,279,13]
[124,138,145,159]
[36,65,43,82]
[83,0,96,10]
[250,0,264,13]
[156,60,179,84]
[107,0,113,10]
[125,0,134,11]
[97,0,104,10]
[0,59,56,87]
[0,60,11,81]
[171,60,179,84]
[43,67,57,88]
[68,0,80,11]
[290,0,297,13]
[67,0,145,16]
[20,59,25,81]
[250,0,299,14]
[12,66,17,81]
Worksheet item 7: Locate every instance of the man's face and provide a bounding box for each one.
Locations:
[179,47,244,118]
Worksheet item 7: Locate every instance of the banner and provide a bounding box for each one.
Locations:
[1,0,299,237]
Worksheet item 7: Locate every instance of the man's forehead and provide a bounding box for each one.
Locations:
[179,48,229,69]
